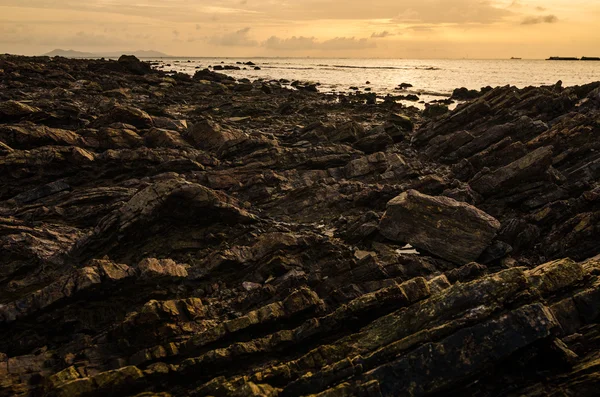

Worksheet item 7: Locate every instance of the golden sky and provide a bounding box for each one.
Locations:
[0,0,599,58]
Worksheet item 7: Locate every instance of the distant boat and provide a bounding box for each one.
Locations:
[510,57,522,60]
[547,56,579,61]
[581,57,600,61]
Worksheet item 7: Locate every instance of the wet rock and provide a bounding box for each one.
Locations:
[452,87,481,100]
[379,190,501,264]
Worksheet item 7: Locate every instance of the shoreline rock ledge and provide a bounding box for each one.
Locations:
[379,189,501,264]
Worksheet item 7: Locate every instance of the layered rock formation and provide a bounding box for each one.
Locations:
[0,54,599,397]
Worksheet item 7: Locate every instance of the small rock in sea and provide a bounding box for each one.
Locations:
[365,92,376,104]
[451,87,480,100]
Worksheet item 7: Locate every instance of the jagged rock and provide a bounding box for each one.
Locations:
[379,190,501,264]
[469,146,554,195]
[0,100,40,121]
[138,258,188,279]
[0,124,86,149]
[97,126,144,149]
[1,55,600,397]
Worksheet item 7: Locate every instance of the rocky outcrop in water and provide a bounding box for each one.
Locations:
[1,54,599,397]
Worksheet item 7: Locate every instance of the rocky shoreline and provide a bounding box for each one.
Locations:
[1,54,599,397]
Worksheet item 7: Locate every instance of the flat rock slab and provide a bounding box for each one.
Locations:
[379,189,501,264]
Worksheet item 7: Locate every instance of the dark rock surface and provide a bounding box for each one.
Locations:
[379,189,501,264]
[0,55,599,397]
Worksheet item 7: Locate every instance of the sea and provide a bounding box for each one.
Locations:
[148,57,600,105]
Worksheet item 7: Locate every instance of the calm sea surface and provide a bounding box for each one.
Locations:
[150,57,600,102]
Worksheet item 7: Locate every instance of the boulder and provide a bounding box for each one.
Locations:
[117,55,152,75]
[379,190,501,264]
[185,119,243,150]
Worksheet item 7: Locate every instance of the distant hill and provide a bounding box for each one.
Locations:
[43,49,172,58]
[44,49,97,58]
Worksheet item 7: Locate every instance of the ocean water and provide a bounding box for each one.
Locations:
[150,57,600,102]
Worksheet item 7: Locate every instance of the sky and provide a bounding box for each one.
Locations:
[0,0,599,58]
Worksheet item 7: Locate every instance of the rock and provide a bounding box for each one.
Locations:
[379,190,501,264]
[145,128,190,148]
[387,113,414,131]
[0,100,40,121]
[2,55,600,397]
[138,258,189,279]
[104,105,154,129]
[452,87,481,100]
[354,132,393,153]
[11,180,71,204]
[185,119,243,150]
[363,303,558,396]
[118,55,152,75]
[97,126,144,149]
[423,103,449,118]
[469,146,554,196]
[0,124,86,149]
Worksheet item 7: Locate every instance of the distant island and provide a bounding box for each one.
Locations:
[547,56,600,61]
[43,49,171,58]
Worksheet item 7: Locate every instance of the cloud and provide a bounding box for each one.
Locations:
[521,15,558,25]
[0,0,513,26]
[263,36,317,51]
[371,31,394,38]
[208,27,257,47]
[263,35,375,51]
[389,0,512,24]
[406,25,436,32]
[319,37,375,50]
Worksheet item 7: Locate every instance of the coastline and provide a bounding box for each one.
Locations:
[1,54,600,396]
